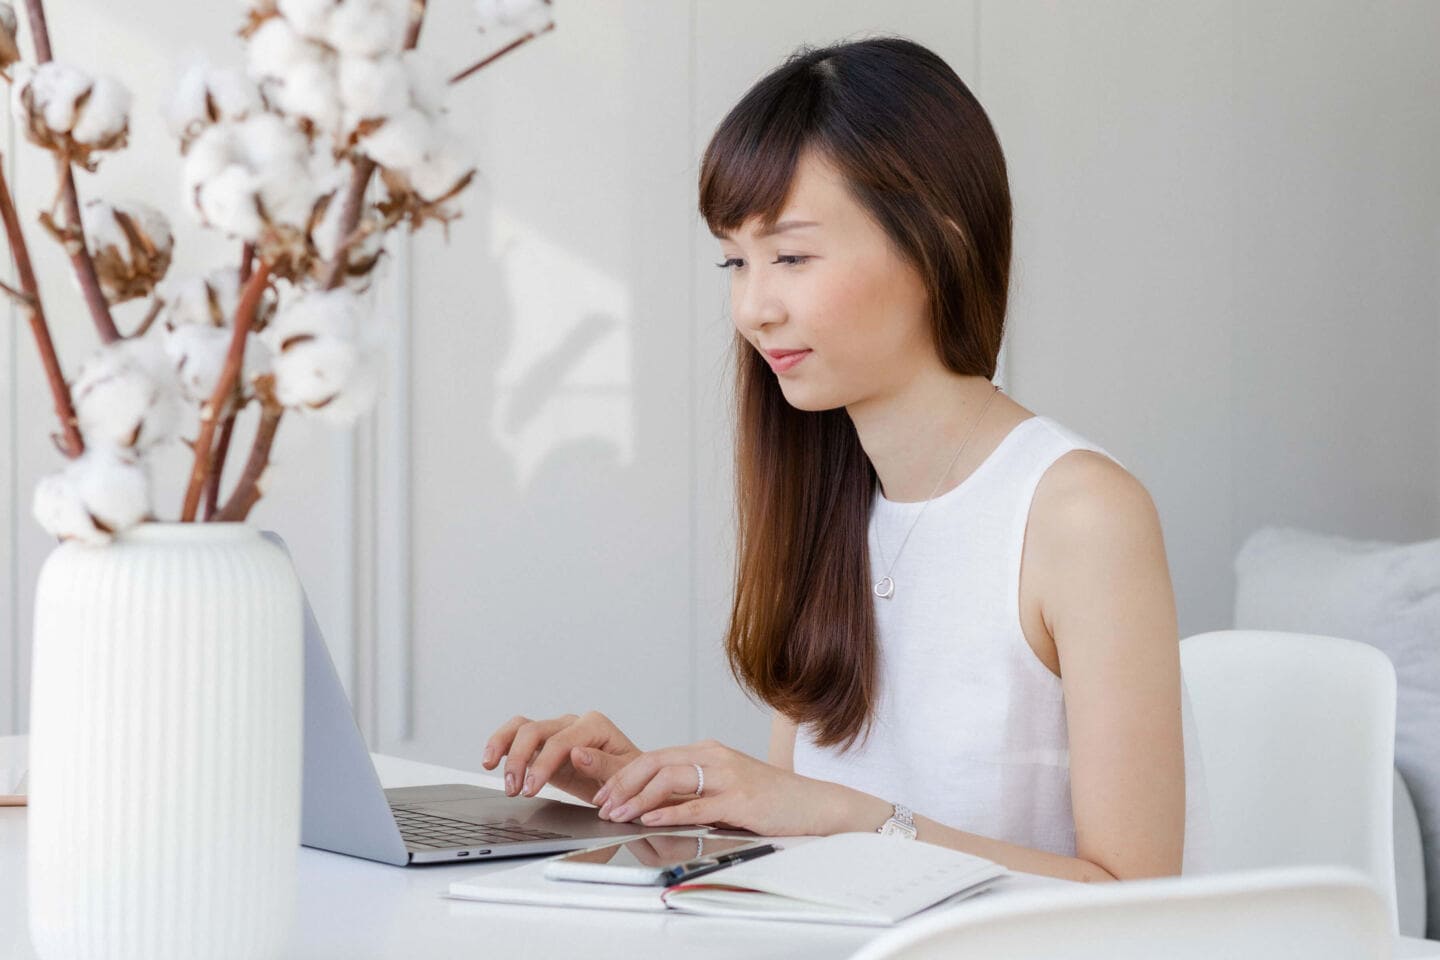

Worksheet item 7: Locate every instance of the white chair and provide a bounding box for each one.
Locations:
[847,866,1389,960]
[1181,629,1399,931]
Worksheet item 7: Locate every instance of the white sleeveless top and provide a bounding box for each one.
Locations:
[791,414,1214,874]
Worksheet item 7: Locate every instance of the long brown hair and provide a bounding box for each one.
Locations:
[700,37,1012,751]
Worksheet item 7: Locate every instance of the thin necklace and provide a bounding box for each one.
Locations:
[872,383,1001,600]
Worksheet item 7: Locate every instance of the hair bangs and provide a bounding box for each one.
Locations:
[699,57,830,239]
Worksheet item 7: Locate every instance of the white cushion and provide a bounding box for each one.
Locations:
[1234,525,1440,938]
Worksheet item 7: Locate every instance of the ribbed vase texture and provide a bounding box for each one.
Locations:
[27,523,303,960]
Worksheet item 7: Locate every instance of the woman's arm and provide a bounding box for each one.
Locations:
[768,712,797,772]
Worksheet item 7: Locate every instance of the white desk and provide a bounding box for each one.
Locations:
[3,737,1440,959]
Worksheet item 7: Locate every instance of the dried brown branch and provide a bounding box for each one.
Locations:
[0,155,83,458]
[202,245,254,519]
[202,409,237,520]
[214,396,282,522]
[20,0,123,343]
[449,19,555,86]
[22,0,51,61]
[180,261,272,521]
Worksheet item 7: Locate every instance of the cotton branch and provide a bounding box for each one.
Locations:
[202,411,236,520]
[449,19,554,85]
[0,154,83,458]
[202,240,257,519]
[21,0,122,343]
[214,383,282,522]
[21,0,50,61]
[180,260,272,521]
[217,0,437,523]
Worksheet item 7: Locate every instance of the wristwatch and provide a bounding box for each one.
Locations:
[877,802,917,840]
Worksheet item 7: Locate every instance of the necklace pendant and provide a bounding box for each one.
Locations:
[873,577,895,600]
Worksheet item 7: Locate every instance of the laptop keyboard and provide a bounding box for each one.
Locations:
[391,807,573,849]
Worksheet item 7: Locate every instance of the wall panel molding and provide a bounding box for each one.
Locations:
[352,231,415,749]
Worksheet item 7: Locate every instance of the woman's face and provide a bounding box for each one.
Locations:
[714,148,934,413]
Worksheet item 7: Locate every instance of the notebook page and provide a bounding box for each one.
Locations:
[663,832,1006,924]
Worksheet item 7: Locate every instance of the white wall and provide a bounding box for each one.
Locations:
[4,2,1438,774]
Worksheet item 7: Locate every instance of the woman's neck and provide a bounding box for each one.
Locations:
[846,370,1005,503]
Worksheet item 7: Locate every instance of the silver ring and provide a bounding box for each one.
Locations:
[692,762,704,797]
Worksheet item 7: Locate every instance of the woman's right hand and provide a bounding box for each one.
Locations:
[481,710,643,806]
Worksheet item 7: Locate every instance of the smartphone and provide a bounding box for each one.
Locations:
[543,833,768,886]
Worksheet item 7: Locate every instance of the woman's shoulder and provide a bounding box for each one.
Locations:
[1025,421,1162,566]
[991,396,1153,527]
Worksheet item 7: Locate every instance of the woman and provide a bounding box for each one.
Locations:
[482,36,1210,882]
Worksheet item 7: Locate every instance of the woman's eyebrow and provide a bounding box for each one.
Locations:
[711,220,821,240]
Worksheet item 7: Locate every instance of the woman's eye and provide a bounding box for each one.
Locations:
[713,255,811,271]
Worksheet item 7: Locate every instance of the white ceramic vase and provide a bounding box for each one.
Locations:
[27,522,304,959]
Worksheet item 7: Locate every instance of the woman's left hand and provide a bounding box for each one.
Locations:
[590,739,852,837]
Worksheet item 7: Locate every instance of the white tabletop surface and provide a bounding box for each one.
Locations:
[3,734,1439,959]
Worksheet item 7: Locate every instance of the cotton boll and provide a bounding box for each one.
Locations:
[246,16,342,134]
[262,287,382,421]
[183,114,320,240]
[190,155,266,239]
[400,51,446,117]
[270,334,381,423]
[247,15,324,81]
[23,61,91,131]
[337,54,408,126]
[164,60,264,144]
[325,0,407,58]
[183,124,260,237]
[70,74,132,146]
[73,355,159,447]
[32,471,108,545]
[271,55,340,132]
[71,337,182,451]
[155,268,237,328]
[302,349,379,424]
[240,112,323,223]
[358,106,432,171]
[163,322,272,404]
[12,62,131,163]
[154,274,214,327]
[277,0,335,40]
[81,199,174,303]
[407,132,474,202]
[270,334,359,407]
[263,286,360,346]
[66,446,151,534]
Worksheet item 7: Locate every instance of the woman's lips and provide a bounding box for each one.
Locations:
[764,350,811,374]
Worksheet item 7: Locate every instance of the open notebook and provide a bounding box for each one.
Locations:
[447,832,1008,926]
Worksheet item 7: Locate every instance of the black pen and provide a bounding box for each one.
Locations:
[660,842,780,885]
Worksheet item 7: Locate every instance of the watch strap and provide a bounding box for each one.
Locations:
[877,802,916,839]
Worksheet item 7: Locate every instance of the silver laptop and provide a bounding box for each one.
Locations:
[262,532,713,865]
